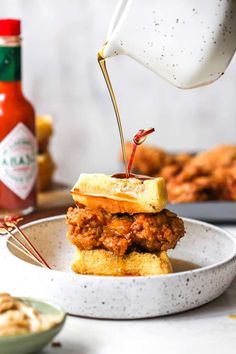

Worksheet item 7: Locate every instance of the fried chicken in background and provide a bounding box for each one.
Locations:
[122,143,236,203]
[190,145,236,171]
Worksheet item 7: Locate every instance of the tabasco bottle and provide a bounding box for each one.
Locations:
[0,19,37,216]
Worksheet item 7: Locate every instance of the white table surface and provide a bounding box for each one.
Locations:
[38,225,236,354]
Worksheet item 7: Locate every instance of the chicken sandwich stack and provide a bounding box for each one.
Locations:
[66,173,185,276]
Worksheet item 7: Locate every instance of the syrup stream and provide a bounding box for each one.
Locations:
[98,48,128,174]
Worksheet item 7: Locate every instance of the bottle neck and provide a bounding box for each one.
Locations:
[0,81,22,99]
[0,35,21,83]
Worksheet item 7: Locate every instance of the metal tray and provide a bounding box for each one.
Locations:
[168,202,236,223]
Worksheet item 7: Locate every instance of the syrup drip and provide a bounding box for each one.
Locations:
[112,172,153,180]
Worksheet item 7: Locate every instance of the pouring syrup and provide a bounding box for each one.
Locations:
[98,46,155,181]
[98,47,128,174]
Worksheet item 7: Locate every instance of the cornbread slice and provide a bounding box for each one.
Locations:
[71,173,167,214]
[72,249,172,276]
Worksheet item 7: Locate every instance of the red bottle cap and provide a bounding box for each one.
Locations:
[0,19,21,36]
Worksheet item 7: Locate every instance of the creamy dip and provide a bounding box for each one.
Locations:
[0,293,62,336]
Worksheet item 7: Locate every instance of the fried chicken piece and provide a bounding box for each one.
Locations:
[167,176,220,202]
[174,153,193,165]
[165,146,236,203]
[158,164,182,181]
[131,209,184,251]
[156,153,191,181]
[190,145,236,171]
[67,207,185,256]
[213,164,236,200]
[166,165,221,203]
[163,153,192,167]
[225,165,236,200]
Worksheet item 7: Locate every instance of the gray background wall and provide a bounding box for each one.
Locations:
[1,0,235,185]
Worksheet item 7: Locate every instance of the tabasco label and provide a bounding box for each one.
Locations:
[0,122,37,199]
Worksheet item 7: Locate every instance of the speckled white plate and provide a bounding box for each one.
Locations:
[1,215,236,319]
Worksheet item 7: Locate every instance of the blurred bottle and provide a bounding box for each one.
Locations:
[0,19,37,216]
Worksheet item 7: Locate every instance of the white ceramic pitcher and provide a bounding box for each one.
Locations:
[102,0,236,89]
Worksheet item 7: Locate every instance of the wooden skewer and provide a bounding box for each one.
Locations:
[12,223,51,269]
[3,227,42,261]
[7,240,47,268]
[2,227,45,268]
[0,217,51,270]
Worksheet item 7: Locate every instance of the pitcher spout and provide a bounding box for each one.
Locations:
[101,0,130,59]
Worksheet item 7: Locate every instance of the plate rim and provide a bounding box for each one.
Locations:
[3,214,236,280]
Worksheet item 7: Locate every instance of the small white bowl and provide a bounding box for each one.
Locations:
[0,297,66,354]
[1,215,236,319]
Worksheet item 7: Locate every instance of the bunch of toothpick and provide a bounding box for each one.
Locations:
[0,216,51,269]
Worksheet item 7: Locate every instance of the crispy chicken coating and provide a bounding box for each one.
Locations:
[67,207,185,256]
